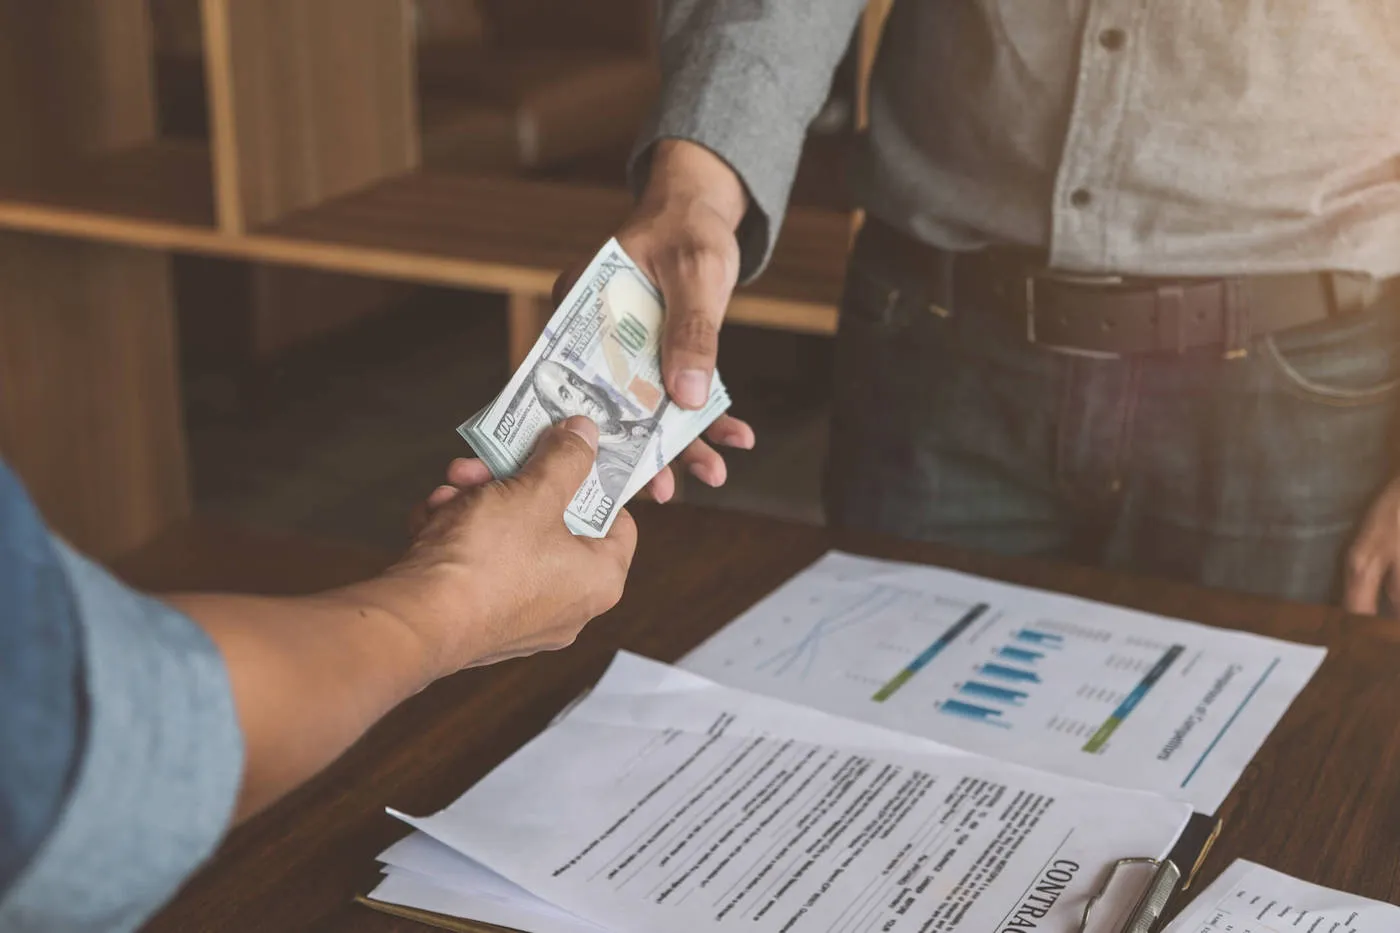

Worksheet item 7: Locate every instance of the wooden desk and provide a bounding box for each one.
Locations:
[136,505,1400,932]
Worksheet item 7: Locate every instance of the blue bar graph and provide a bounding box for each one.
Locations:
[1083,645,1186,753]
[978,663,1041,684]
[997,645,1044,664]
[960,681,1028,705]
[1016,629,1064,647]
[939,700,1011,727]
[871,603,990,702]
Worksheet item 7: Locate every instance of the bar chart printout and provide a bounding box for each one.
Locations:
[1165,860,1400,933]
[680,552,1327,812]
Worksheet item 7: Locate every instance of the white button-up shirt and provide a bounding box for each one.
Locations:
[640,0,1400,281]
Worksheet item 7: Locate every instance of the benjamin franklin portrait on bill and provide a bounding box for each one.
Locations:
[532,360,660,502]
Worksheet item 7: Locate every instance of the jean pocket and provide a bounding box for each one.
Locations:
[840,262,912,332]
[1262,306,1400,407]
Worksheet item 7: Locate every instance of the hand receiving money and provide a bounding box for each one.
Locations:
[459,241,735,536]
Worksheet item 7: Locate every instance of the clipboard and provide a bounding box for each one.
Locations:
[355,812,1223,933]
[1080,812,1223,933]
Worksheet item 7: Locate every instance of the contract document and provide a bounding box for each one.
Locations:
[1165,860,1400,932]
[376,652,1192,933]
[681,553,1326,812]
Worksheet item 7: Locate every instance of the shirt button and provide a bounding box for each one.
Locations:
[1099,28,1127,51]
[1070,188,1093,208]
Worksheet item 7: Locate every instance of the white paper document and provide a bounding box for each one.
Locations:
[373,832,607,933]
[681,553,1326,812]
[376,652,1192,933]
[1166,860,1400,932]
[371,869,605,933]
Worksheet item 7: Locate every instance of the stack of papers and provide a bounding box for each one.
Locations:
[371,653,1192,933]
[364,553,1329,933]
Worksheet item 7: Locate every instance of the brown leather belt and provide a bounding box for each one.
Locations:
[860,218,1398,356]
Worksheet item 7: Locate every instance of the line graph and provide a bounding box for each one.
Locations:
[753,585,910,681]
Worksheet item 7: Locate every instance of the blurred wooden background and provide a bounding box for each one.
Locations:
[0,0,886,558]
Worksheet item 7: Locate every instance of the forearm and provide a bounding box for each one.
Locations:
[167,423,634,823]
[168,579,438,821]
[633,0,868,278]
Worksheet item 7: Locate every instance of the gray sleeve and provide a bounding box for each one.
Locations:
[0,541,244,933]
[630,0,867,282]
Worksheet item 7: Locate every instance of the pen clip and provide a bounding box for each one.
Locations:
[1080,857,1182,933]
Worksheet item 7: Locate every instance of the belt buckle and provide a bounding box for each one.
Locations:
[1024,269,1125,345]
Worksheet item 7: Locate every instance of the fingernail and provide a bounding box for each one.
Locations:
[674,369,710,408]
[688,461,724,487]
[563,416,599,450]
[727,431,755,451]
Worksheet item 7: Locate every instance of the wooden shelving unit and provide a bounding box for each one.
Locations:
[0,139,216,227]
[0,165,848,333]
[0,0,863,560]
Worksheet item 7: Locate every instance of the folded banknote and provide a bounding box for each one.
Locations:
[459,240,730,536]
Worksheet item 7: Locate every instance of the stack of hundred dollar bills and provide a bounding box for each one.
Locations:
[458,240,731,537]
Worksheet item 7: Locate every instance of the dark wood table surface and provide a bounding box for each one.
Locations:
[128,504,1400,932]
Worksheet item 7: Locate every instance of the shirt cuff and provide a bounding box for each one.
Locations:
[0,542,244,933]
[629,42,812,284]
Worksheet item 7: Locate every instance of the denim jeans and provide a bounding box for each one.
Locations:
[825,235,1400,605]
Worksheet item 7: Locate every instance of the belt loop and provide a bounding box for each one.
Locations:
[1156,285,1187,353]
[1328,272,1381,316]
[1223,279,1250,359]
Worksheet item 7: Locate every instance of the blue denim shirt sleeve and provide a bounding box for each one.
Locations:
[0,462,244,933]
[0,461,85,899]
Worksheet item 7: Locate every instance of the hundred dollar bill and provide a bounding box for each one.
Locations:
[458,240,731,537]
[460,383,729,516]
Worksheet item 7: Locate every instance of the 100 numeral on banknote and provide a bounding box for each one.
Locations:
[459,241,731,537]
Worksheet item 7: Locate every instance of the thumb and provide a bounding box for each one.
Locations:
[655,248,735,410]
[517,417,600,508]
